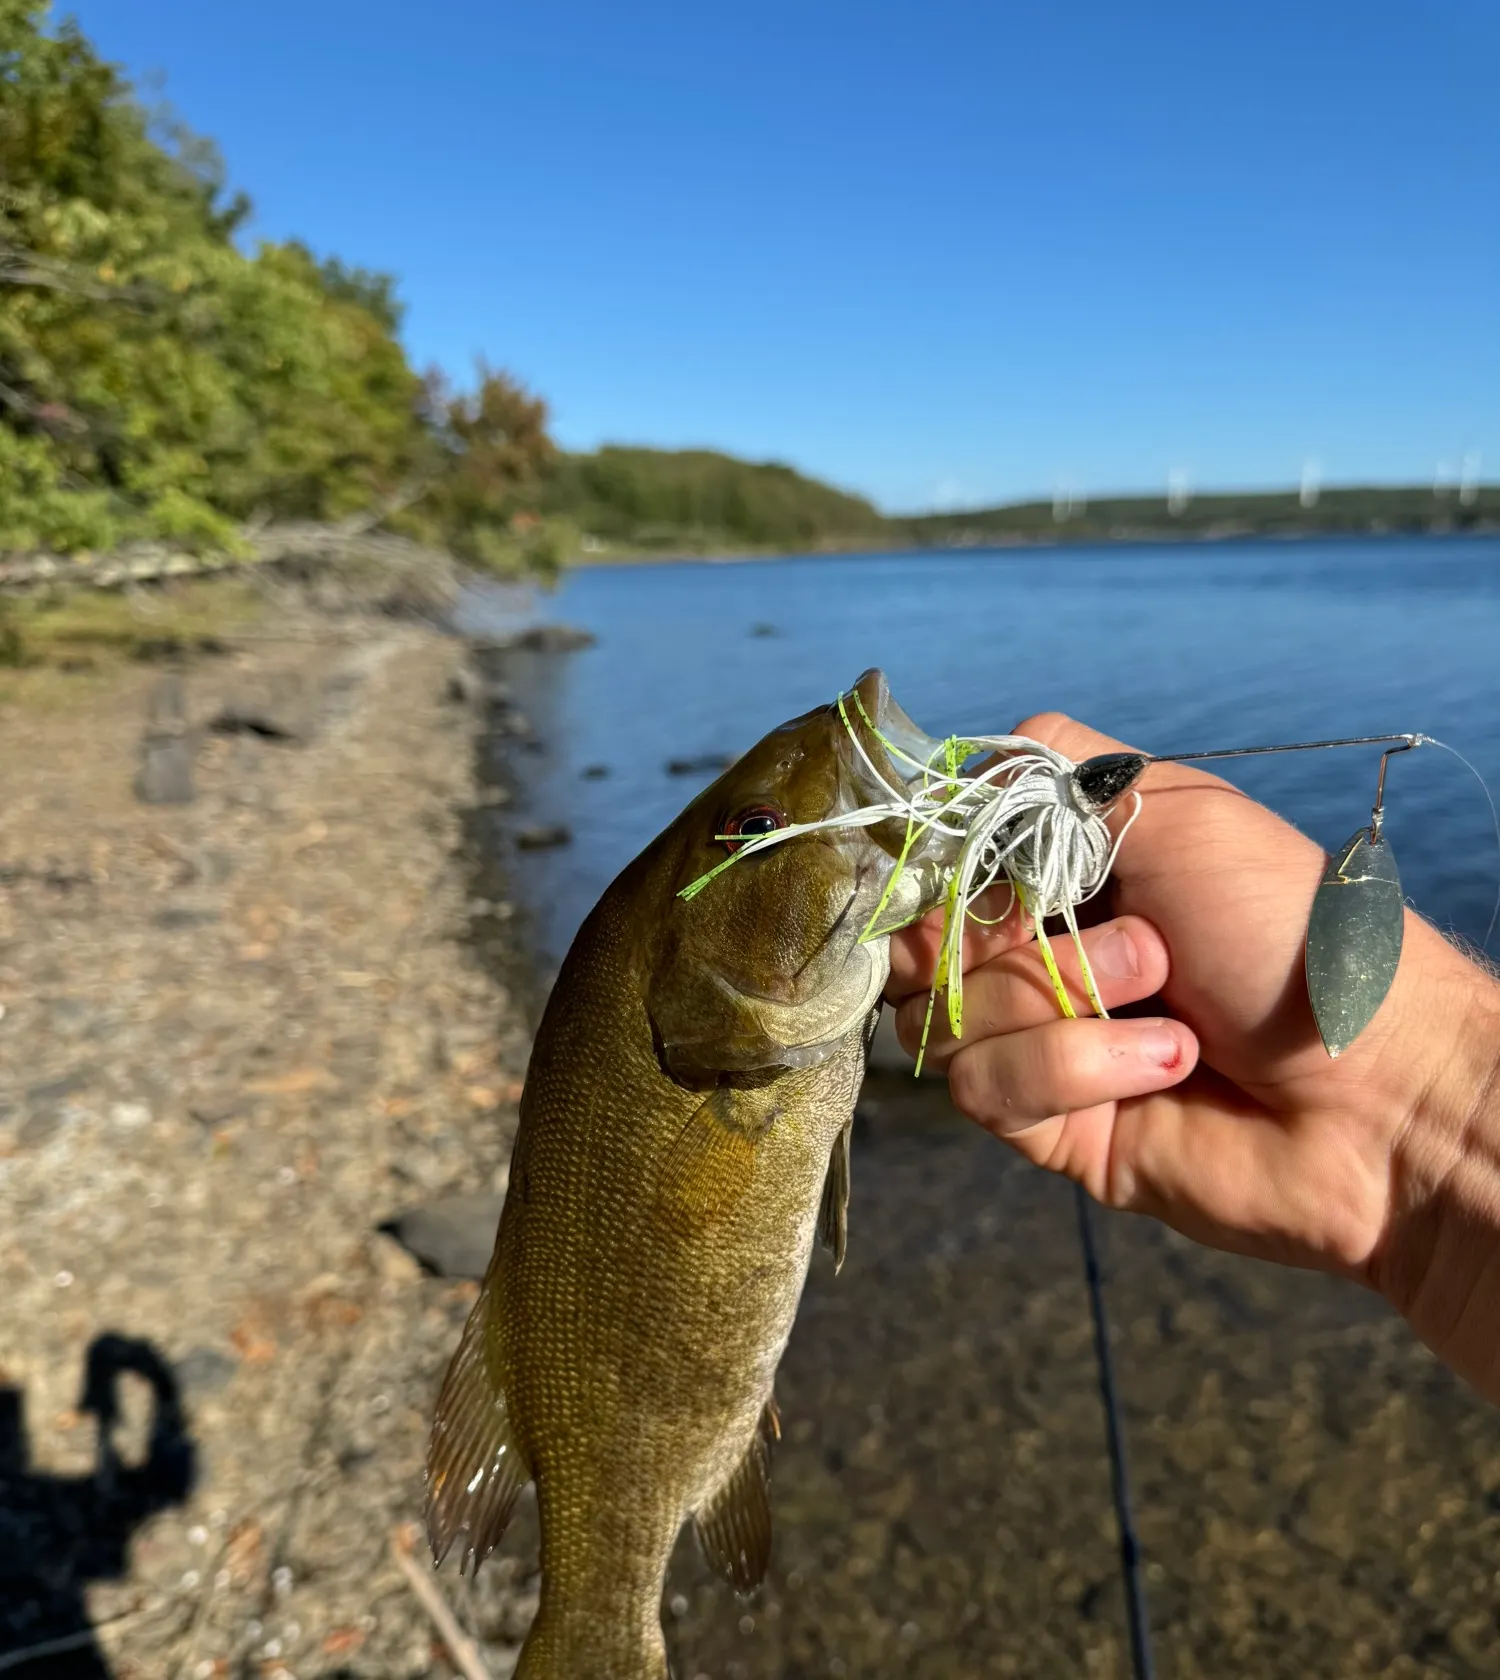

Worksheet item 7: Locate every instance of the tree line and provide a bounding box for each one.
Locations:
[0,0,563,575]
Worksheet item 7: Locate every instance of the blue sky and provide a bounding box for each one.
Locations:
[69,0,1499,511]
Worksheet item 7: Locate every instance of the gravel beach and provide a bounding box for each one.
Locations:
[0,609,533,1678]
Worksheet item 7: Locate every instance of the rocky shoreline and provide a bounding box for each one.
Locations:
[0,603,539,1677]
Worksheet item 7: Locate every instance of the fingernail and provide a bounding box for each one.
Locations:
[1092,924,1140,981]
[1135,1019,1184,1070]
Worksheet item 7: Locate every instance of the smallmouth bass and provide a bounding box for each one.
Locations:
[426,670,953,1678]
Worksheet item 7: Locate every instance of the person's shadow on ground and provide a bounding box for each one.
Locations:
[0,1333,196,1677]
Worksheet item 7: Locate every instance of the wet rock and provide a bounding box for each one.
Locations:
[17,1108,66,1148]
[492,704,534,739]
[147,673,189,728]
[197,848,236,886]
[174,1346,238,1396]
[27,1069,94,1105]
[188,1092,244,1127]
[46,997,103,1037]
[514,624,595,653]
[17,1071,93,1146]
[213,670,322,743]
[514,823,571,852]
[133,634,228,664]
[151,905,220,930]
[382,1193,506,1279]
[666,753,733,776]
[135,733,197,805]
[446,669,509,706]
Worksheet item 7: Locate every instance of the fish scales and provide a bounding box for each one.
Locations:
[426,670,953,1678]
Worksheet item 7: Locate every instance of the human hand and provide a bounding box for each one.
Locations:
[885,713,1500,1402]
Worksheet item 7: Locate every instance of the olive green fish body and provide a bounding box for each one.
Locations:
[426,672,949,1678]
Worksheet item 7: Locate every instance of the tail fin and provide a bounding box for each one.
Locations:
[425,1280,530,1573]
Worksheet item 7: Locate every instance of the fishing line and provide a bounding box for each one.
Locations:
[1414,737,1500,955]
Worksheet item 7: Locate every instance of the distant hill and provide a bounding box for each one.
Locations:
[537,449,1499,559]
[534,446,886,551]
[535,447,889,554]
[901,484,1500,548]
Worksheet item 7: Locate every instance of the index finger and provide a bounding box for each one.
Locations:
[885,881,1033,1002]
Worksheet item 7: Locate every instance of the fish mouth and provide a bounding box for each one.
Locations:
[650,673,961,1078]
[842,669,957,813]
[837,669,961,911]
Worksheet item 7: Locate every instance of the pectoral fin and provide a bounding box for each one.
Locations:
[657,1085,780,1230]
[817,1006,874,1271]
[425,1280,530,1575]
[694,1399,781,1594]
[818,1119,851,1272]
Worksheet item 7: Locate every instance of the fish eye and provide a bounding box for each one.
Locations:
[720,803,787,853]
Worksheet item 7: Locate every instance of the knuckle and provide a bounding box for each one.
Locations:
[1029,1022,1084,1099]
[947,1046,1000,1122]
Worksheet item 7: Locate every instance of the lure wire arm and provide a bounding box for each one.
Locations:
[1073,732,1428,837]
[1369,738,1421,841]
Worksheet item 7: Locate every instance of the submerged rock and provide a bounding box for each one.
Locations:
[212,670,322,743]
[514,822,572,851]
[135,733,196,805]
[382,1193,506,1279]
[514,623,596,652]
[446,668,510,707]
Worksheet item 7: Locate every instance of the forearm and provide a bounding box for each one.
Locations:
[1369,923,1500,1403]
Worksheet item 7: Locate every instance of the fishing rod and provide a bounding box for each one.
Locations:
[1075,1187,1156,1680]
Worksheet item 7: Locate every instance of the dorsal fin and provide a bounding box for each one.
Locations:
[693,1398,780,1594]
[425,1280,530,1574]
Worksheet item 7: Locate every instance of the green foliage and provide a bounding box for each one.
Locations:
[398,365,560,575]
[535,446,888,553]
[0,2,560,576]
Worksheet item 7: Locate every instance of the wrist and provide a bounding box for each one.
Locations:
[1368,918,1500,1401]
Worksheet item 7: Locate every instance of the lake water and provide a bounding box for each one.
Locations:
[466,533,1500,970]
[459,535,1500,1680]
